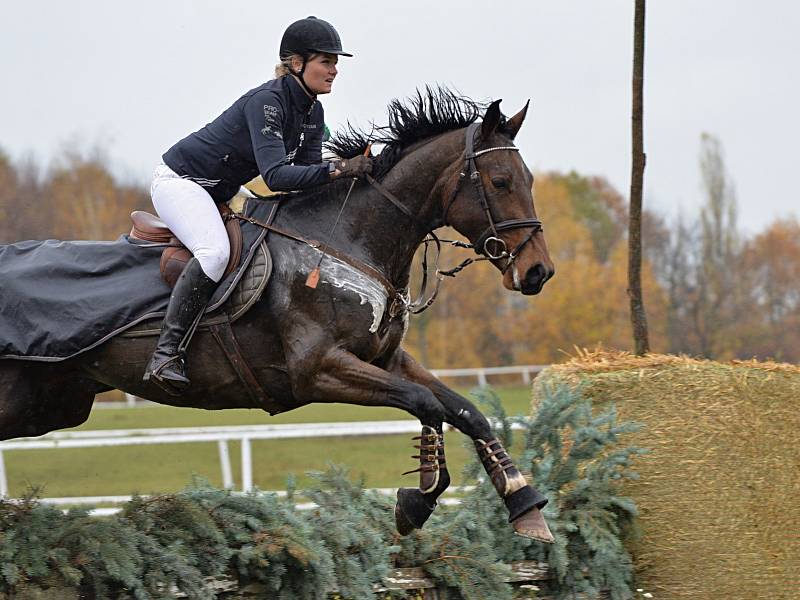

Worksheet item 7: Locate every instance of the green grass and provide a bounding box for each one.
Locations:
[4,386,533,498]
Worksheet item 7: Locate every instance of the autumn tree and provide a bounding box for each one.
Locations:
[499,173,666,365]
[557,173,627,262]
[37,149,150,241]
[739,218,800,361]
[0,150,17,244]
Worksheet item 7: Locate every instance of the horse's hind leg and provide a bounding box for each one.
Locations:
[0,361,98,440]
[285,346,451,535]
[0,361,44,439]
[384,349,554,543]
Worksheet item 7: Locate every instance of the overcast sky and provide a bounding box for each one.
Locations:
[1,0,798,234]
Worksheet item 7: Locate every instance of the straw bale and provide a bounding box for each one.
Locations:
[533,350,800,599]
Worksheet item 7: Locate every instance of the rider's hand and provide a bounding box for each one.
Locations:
[331,155,373,179]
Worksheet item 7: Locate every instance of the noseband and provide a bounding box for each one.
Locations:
[443,122,543,276]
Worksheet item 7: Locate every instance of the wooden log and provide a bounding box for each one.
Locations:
[373,560,549,590]
[184,560,552,597]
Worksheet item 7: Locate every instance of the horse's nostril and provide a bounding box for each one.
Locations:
[521,264,547,294]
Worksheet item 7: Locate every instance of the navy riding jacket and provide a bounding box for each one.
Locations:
[163,75,329,202]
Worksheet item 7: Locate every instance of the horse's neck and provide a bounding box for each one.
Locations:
[277,130,462,287]
[350,131,463,284]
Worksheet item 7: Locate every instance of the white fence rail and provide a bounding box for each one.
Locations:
[431,364,546,387]
[0,420,528,500]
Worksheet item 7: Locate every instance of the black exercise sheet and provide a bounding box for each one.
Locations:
[0,198,274,361]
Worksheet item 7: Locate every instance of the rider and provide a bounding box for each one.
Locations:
[143,16,373,394]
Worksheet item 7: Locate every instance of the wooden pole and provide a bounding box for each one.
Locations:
[628,0,650,355]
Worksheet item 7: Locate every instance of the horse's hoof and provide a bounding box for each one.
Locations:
[511,507,555,544]
[394,488,435,535]
[394,501,416,536]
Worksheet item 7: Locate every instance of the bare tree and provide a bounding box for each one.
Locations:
[628,0,650,354]
[695,133,740,356]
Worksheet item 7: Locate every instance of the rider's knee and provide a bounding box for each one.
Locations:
[195,245,230,282]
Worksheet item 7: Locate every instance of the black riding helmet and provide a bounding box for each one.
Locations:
[279,16,353,59]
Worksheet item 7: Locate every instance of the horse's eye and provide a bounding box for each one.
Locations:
[491,176,508,189]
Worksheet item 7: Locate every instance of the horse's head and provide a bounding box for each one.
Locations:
[440,100,555,295]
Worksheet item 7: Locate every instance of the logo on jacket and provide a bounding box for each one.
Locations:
[262,104,283,139]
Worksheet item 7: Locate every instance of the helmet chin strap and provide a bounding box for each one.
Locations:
[291,56,317,98]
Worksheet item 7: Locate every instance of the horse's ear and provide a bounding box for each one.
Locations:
[481,99,503,139]
[504,100,530,140]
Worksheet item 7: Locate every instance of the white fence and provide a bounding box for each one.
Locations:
[432,364,545,387]
[0,420,529,504]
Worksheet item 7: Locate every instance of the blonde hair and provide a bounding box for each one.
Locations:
[274,54,306,78]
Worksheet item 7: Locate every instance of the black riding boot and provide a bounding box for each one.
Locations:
[143,258,217,395]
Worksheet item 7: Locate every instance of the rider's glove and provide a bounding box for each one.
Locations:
[330,155,373,179]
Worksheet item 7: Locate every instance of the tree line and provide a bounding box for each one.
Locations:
[1,136,798,366]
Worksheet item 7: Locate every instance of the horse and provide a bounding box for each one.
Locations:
[0,88,556,542]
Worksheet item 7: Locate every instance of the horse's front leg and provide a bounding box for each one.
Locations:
[383,349,554,543]
[284,345,451,535]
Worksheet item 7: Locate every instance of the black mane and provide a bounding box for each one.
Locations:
[326,86,487,179]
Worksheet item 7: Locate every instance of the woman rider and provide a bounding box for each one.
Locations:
[143,16,373,395]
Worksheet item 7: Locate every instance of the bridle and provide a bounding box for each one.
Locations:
[442,122,543,278]
[365,120,545,312]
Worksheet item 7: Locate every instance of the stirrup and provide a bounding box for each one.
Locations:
[143,354,188,395]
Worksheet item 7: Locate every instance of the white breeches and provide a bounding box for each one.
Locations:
[150,163,230,282]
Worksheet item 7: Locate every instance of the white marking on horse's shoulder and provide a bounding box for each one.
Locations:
[320,256,387,333]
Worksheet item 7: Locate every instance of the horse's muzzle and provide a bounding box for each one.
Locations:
[520,263,554,295]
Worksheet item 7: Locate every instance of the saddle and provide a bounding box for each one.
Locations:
[125,201,280,412]
[128,204,243,288]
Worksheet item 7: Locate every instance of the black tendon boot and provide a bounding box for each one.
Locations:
[142,258,217,395]
[474,437,554,543]
[395,425,450,535]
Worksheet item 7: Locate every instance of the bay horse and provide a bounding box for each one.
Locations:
[0,89,555,542]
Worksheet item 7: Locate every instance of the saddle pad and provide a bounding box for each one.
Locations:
[120,241,271,337]
[0,198,278,361]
